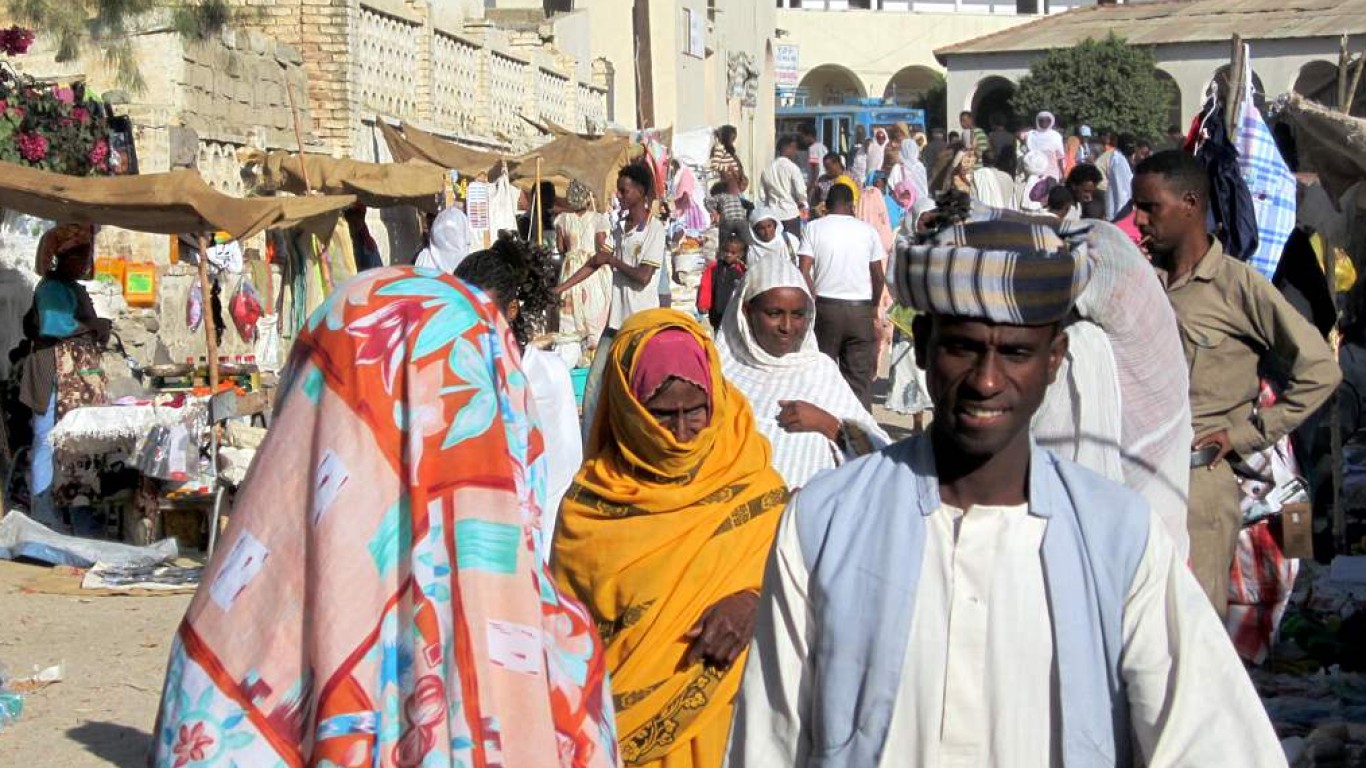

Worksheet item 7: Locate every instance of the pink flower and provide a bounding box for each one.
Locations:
[52,87,74,105]
[172,721,215,767]
[88,138,109,167]
[71,106,89,123]
[16,132,48,162]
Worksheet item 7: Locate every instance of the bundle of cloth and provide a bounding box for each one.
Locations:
[893,205,1193,554]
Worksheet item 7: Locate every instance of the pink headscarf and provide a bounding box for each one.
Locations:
[630,328,713,404]
[894,179,919,213]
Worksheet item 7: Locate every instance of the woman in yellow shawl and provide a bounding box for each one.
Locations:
[554,309,789,768]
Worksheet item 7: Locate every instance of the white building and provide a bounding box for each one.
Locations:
[936,0,1366,133]
[775,0,1092,121]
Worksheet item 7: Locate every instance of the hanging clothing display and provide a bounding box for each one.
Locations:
[1193,98,1260,262]
[1233,51,1296,281]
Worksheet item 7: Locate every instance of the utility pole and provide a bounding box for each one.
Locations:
[633,0,655,128]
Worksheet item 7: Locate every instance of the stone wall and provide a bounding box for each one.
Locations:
[230,0,608,159]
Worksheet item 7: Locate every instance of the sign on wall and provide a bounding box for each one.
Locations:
[775,43,800,88]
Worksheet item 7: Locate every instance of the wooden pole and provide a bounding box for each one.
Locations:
[1338,35,1351,111]
[196,234,220,392]
[1343,53,1365,116]
[284,74,314,195]
[534,157,544,245]
[632,0,655,128]
[1225,35,1246,137]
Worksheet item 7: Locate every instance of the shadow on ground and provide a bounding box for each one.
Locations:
[66,721,152,767]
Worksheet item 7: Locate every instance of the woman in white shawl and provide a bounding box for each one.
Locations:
[888,134,930,201]
[1026,110,1067,181]
[414,207,471,273]
[748,207,801,265]
[717,256,889,488]
[1016,150,1055,212]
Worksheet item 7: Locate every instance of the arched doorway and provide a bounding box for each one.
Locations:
[1295,60,1366,116]
[1155,69,1183,133]
[798,64,866,106]
[883,65,941,106]
[971,76,1016,132]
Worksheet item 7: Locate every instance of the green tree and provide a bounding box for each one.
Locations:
[912,72,948,134]
[1011,33,1170,140]
[7,0,241,90]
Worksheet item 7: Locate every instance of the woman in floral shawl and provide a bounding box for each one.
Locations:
[553,309,788,768]
[153,267,618,768]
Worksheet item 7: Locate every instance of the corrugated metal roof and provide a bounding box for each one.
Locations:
[935,0,1366,59]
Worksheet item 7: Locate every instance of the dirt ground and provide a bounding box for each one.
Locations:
[0,559,190,766]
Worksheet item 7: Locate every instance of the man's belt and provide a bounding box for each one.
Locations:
[814,297,874,307]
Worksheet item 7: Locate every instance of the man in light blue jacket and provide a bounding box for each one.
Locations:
[727,213,1285,767]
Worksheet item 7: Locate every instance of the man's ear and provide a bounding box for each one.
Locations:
[1046,325,1069,385]
[912,314,931,371]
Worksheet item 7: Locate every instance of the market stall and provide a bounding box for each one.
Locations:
[0,160,355,550]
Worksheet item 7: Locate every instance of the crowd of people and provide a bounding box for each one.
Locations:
[145,114,1340,767]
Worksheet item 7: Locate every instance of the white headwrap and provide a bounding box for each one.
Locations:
[748,206,799,264]
[717,257,889,487]
[415,207,471,274]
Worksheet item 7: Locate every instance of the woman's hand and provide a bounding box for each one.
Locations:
[682,590,761,671]
[777,400,841,442]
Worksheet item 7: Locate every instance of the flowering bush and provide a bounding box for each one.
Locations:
[0,27,115,176]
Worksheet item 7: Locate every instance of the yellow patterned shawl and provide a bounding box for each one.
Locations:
[553,309,788,767]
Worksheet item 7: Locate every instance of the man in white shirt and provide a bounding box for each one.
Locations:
[797,183,884,409]
[800,123,828,187]
[727,216,1285,768]
[759,135,809,239]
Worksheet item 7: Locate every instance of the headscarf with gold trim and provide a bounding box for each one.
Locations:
[553,309,788,767]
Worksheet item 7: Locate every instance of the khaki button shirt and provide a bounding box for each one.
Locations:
[1159,239,1341,456]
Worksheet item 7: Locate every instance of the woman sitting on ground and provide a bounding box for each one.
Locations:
[154,266,616,767]
[716,257,889,489]
[553,309,788,768]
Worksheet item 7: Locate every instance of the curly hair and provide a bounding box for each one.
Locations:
[617,161,655,199]
[454,232,558,347]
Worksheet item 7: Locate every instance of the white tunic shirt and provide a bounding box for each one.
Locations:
[727,500,1287,767]
[607,217,665,330]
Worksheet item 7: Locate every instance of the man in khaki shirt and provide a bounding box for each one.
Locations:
[1133,151,1340,616]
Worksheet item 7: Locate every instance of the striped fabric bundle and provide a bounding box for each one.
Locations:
[892,212,1091,325]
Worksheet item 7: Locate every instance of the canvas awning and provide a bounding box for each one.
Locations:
[239,149,449,211]
[0,161,355,240]
[1283,94,1366,205]
[512,131,633,213]
[378,121,509,179]
[379,120,645,212]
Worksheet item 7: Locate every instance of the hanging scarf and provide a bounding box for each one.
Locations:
[554,309,788,767]
[154,268,617,768]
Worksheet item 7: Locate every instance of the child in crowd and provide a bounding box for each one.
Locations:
[699,234,748,330]
[705,172,754,243]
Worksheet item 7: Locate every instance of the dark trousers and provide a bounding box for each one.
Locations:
[781,217,802,238]
[814,298,876,410]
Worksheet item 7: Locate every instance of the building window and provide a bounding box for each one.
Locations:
[1016,0,1039,12]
